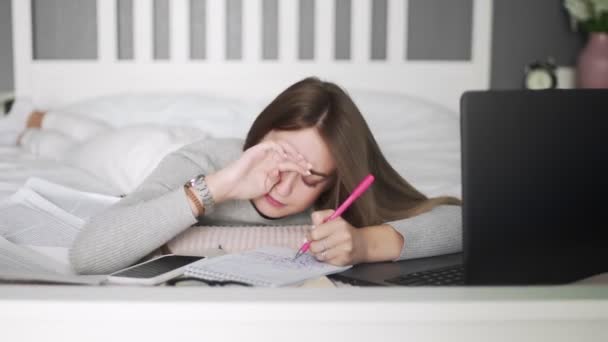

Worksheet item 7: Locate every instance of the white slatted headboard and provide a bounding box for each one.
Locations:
[11,0,493,112]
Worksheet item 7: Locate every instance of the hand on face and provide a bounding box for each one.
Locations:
[305,209,366,266]
[219,140,312,201]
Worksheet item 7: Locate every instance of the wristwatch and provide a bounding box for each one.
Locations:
[185,174,215,216]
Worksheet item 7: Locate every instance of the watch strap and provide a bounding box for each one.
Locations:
[191,174,215,214]
[184,185,205,217]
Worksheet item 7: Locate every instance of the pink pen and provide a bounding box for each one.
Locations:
[293,173,375,260]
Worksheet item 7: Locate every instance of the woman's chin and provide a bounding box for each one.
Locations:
[252,197,287,218]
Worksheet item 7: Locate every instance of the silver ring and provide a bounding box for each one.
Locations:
[321,251,327,259]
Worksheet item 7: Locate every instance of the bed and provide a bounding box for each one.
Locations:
[3,1,606,341]
[1,89,462,201]
[5,0,477,201]
[1,88,462,257]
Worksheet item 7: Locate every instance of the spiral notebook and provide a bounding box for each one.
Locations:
[183,246,352,287]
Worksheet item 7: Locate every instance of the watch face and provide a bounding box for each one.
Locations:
[194,174,205,184]
[188,176,199,187]
[526,69,554,90]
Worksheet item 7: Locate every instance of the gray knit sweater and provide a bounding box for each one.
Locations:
[70,138,462,274]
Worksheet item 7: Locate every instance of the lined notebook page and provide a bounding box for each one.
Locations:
[167,225,310,254]
[184,246,351,287]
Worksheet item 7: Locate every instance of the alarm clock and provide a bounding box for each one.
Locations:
[524,59,558,90]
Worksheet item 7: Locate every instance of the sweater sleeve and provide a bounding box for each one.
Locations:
[387,205,462,261]
[69,149,209,274]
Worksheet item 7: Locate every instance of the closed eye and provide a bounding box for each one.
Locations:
[302,178,320,188]
[302,174,326,188]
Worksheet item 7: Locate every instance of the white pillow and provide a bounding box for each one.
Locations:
[55,93,263,139]
[348,89,461,198]
[56,90,461,197]
[65,124,208,194]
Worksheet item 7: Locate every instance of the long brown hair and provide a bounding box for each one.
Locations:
[244,77,460,228]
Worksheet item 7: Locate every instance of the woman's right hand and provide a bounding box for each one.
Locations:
[205,140,312,203]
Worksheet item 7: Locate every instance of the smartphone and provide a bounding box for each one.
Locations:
[105,254,205,286]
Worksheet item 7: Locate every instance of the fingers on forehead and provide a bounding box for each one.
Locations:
[275,140,298,155]
[278,161,310,175]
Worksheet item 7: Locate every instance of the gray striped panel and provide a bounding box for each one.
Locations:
[190,0,207,59]
[335,0,351,60]
[226,0,242,60]
[262,0,279,60]
[32,0,97,59]
[0,0,13,92]
[25,0,479,64]
[154,0,170,60]
[371,0,387,60]
[407,0,473,60]
[299,0,315,60]
[117,0,133,60]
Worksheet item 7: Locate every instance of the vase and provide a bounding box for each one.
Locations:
[576,32,608,88]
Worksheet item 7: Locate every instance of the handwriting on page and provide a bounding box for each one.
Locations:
[184,246,351,287]
[249,250,327,270]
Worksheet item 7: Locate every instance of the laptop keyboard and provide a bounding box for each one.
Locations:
[384,264,464,286]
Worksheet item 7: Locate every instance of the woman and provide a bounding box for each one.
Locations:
[64,77,462,274]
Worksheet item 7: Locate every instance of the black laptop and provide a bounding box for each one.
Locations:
[330,89,608,286]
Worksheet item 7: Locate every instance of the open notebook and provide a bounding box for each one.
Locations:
[184,246,351,287]
[0,177,119,284]
[0,177,119,247]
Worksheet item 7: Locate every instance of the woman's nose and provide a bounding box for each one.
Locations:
[275,172,297,196]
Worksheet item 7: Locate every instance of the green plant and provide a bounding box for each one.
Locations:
[564,0,608,32]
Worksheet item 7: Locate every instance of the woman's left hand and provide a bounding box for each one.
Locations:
[305,209,367,266]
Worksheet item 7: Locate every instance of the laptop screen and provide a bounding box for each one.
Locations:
[461,89,608,285]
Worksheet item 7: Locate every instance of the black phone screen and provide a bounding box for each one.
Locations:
[112,255,204,278]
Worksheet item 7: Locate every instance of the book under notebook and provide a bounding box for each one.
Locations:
[184,246,351,287]
[167,224,311,255]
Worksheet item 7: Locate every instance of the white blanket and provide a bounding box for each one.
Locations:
[0,146,120,200]
[0,90,462,201]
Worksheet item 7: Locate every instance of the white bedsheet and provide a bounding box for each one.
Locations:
[1,90,462,201]
[0,146,120,201]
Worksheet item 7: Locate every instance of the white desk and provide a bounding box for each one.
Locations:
[0,285,607,342]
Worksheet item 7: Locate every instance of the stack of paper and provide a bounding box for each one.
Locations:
[0,177,119,284]
[0,236,106,285]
